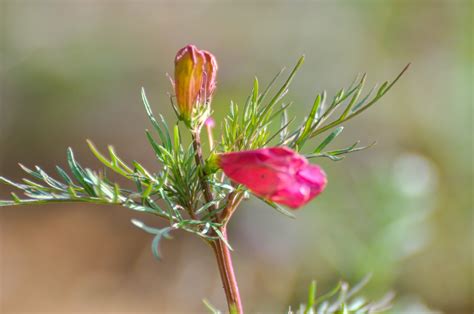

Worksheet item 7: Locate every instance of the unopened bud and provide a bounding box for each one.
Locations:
[173,45,218,123]
[174,45,205,120]
[202,51,218,103]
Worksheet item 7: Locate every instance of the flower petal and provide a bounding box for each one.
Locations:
[219,147,327,209]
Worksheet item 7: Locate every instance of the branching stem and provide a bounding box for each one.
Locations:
[192,130,216,210]
[192,128,244,314]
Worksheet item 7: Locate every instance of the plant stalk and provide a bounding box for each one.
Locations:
[192,130,215,208]
[211,226,243,314]
[191,129,244,313]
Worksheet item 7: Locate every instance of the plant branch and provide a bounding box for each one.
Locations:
[310,63,411,138]
[219,191,245,225]
[192,130,216,211]
[192,128,243,313]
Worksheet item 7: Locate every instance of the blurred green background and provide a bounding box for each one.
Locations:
[0,1,472,313]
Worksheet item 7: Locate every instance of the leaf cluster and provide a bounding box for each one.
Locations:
[0,58,408,258]
[0,89,230,258]
[203,276,393,314]
[291,276,394,314]
[217,58,408,218]
[0,148,127,207]
[221,57,304,152]
[221,57,409,162]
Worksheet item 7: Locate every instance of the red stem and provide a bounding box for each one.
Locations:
[211,226,243,314]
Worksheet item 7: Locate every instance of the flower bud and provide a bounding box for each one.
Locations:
[174,45,218,122]
[218,147,327,209]
[202,51,218,102]
[174,45,205,120]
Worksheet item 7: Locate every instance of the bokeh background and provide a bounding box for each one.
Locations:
[0,1,472,313]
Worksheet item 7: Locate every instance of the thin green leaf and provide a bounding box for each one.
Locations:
[173,124,180,154]
[35,166,67,190]
[142,87,172,150]
[265,116,295,146]
[314,126,344,153]
[340,74,366,120]
[203,299,222,314]
[195,199,221,215]
[351,84,378,112]
[327,141,376,156]
[151,229,170,260]
[66,148,96,196]
[18,164,43,180]
[307,153,345,161]
[108,146,134,174]
[68,186,78,198]
[259,197,296,219]
[377,81,389,96]
[212,226,233,251]
[113,183,120,203]
[258,67,285,104]
[0,176,27,190]
[252,77,259,103]
[346,274,372,299]
[296,94,322,147]
[11,192,21,203]
[262,55,305,115]
[280,104,289,142]
[130,219,172,259]
[310,64,410,139]
[304,280,317,314]
[0,200,15,207]
[314,281,342,305]
[56,166,73,185]
[145,130,163,159]
[158,113,173,151]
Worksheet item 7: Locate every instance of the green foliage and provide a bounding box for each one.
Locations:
[218,58,409,212]
[131,219,173,259]
[291,276,394,314]
[0,59,408,259]
[221,57,304,152]
[285,63,410,151]
[220,57,409,163]
[0,89,229,258]
[203,276,393,314]
[0,149,127,207]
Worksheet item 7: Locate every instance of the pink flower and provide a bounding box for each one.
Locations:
[218,147,327,209]
[174,45,217,120]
